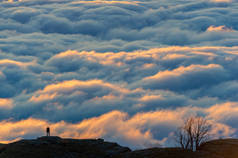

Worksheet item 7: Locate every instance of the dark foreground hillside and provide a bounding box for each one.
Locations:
[115,147,206,158]
[0,136,238,158]
[0,136,130,158]
[198,139,238,158]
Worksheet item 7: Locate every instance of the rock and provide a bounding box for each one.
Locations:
[0,136,131,158]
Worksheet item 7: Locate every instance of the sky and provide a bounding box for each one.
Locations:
[0,0,238,149]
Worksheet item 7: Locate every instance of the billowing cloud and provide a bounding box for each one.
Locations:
[142,64,228,90]
[0,46,237,147]
[0,111,167,149]
[0,0,238,150]
[0,103,237,149]
[0,0,238,55]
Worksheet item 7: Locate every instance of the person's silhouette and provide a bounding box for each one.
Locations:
[46,127,50,136]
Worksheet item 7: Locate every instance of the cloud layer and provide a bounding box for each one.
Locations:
[0,0,238,149]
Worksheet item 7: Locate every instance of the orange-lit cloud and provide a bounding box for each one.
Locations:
[48,46,238,70]
[0,98,13,109]
[0,118,47,143]
[0,59,35,68]
[0,111,162,148]
[191,51,217,57]
[144,64,222,80]
[141,63,156,69]
[0,104,236,148]
[139,95,164,102]
[210,0,232,2]
[0,109,187,148]
[30,79,129,103]
[162,54,188,60]
[37,80,127,93]
[206,102,238,122]
[30,93,58,102]
[72,0,140,5]
[206,25,234,32]
[141,63,227,91]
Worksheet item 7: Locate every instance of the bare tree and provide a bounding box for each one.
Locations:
[174,126,190,149]
[174,116,211,151]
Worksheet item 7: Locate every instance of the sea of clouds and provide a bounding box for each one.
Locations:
[0,0,238,149]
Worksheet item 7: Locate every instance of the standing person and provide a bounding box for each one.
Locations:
[46,127,50,136]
